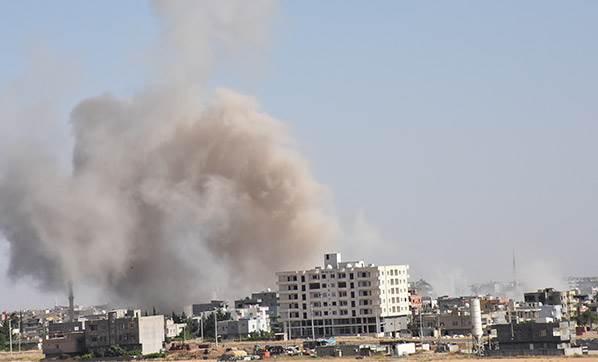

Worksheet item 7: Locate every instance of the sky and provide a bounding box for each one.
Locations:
[1,0,598,310]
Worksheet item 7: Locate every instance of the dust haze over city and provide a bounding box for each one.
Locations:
[1,0,598,314]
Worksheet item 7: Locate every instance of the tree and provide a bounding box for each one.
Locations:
[0,313,17,351]
[152,306,157,316]
[575,310,598,327]
[202,310,231,340]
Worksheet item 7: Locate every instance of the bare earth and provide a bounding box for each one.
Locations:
[2,351,598,362]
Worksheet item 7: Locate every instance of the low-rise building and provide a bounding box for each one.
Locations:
[42,309,165,358]
[524,288,577,319]
[235,290,279,318]
[190,301,228,316]
[511,302,562,323]
[85,311,164,356]
[217,305,271,339]
[165,318,186,339]
[408,288,422,314]
[486,321,578,356]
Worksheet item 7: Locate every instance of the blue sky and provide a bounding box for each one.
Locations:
[1,1,598,309]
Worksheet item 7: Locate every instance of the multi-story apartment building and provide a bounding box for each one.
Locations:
[277,253,410,338]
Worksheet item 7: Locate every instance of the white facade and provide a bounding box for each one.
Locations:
[277,253,410,337]
[217,305,271,339]
[165,318,187,339]
[138,315,166,355]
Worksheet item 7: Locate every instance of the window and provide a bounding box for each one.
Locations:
[340,300,348,306]
[338,273,346,279]
[338,282,347,288]
[340,310,348,315]
[309,283,321,290]
[339,291,347,297]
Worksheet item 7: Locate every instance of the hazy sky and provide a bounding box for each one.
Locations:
[1,0,598,310]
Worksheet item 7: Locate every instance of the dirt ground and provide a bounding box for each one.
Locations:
[2,351,598,362]
[0,351,44,361]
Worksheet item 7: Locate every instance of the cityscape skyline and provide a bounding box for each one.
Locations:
[1,0,598,311]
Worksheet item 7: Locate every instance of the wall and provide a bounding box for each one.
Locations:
[138,315,165,355]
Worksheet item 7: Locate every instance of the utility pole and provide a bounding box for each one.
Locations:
[419,311,424,342]
[200,314,204,341]
[214,310,218,348]
[18,311,21,352]
[8,319,12,354]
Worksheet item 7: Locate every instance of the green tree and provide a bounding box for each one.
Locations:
[0,313,17,351]
[576,310,598,326]
[202,310,231,340]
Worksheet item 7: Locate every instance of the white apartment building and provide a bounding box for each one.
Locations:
[277,253,410,338]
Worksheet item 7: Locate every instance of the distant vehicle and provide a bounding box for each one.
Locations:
[303,337,336,350]
[285,346,300,355]
[266,345,285,355]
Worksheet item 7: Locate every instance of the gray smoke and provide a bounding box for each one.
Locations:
[0,0,337,309]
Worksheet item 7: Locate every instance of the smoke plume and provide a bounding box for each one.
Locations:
[0,0,337,309]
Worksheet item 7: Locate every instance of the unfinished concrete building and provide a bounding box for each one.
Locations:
[277,253,410,338]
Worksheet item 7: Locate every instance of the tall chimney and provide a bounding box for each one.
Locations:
[68,281,75,322]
